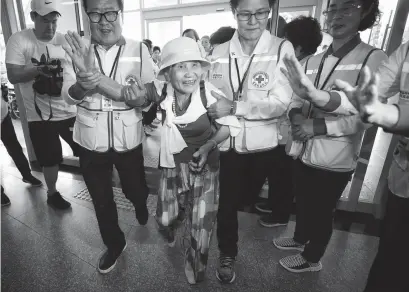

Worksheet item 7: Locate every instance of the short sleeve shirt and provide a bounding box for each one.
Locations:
[6,29,76,122]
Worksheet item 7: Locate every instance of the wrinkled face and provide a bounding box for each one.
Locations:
[86,0,123,47]
[201,37,211,51]
[32,12,59,41]
[165,61,203,96]
[326,0,363,40]
[234,0,270,42]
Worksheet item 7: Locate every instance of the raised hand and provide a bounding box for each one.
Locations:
[334,66,381,123]
[63,31,96,73]
[280,54,318,100]
[207,90,233,119]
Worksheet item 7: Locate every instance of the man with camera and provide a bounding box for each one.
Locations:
[5,0,79,210]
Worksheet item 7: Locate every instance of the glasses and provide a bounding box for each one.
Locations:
[236,10,270,21]
[87,11,120,23]
[323,4,362,18]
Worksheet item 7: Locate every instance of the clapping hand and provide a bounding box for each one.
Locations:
[334,66,382,124]
[189,148,209,173]
[63,31,96,73]
[281,54,318,101]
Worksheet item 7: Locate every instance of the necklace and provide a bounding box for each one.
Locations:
[172,92,189,128]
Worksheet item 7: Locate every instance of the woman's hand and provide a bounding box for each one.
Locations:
[63,31,96,73]
[334,66,385,124]
[281,54,319,101]
[189,147,210,173]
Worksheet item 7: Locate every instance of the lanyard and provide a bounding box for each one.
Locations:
[229,54,255,100]
[314,51,345,90]
[94,45,122,79]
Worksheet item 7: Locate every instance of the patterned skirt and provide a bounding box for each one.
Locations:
[155,163,219,284]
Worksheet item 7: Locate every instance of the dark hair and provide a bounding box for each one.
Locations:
[358,0,381,31]
[284,16,323,55]
[230,0,276,11]
[182,29,200,41]
[82,0,124,12]
[143,39,153,50]
[210,26,236,46]
[153,46,161,53]
[267,15,287,38]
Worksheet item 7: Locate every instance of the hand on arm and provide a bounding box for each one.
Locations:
[207,91,234,119]
[6,63,51,85]
[189,125,230,172]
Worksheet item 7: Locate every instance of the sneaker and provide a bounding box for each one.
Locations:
[1,193,11,206]
[279,253,322,273]
[135,205,149,226]
[259,214,288,228]
[47,192,71,210]
[22,175,43,187]
[273,237,305,251]
[98,242,127,274]
[216,254,236,284]
[255,202,272,213]
[158,225,176,247]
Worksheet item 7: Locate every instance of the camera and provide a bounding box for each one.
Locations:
[32,54,63,97]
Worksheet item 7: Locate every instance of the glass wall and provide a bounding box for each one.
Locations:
[183,11,236,39]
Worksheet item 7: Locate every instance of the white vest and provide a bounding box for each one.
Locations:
[73,39,153,153]
[208,35,289,153]
[300,42,384,172]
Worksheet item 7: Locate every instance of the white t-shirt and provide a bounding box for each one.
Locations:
[5,29,76,122]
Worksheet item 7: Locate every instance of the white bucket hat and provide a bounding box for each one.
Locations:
[158,37,211,80]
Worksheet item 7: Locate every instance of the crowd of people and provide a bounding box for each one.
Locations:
[1,0,408,290]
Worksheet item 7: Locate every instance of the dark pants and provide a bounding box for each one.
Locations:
[293,160,352,263]
[1,114,31,178]
[363,191,409,292]
[217,148,281,257]
[267,145,294,222]
[79,145,149,252]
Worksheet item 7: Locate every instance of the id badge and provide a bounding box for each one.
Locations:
[101,97,113,111]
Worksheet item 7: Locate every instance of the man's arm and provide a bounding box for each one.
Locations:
[61,53,90,105]
[234,41,295,119]
[96,42,156,104]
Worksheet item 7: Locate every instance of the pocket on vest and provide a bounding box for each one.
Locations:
[74,113,98,151]
[112,111,142,150]
[245,120,278,151]
[307,138,355,170]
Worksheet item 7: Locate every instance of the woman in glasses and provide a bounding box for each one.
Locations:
[273,0,387,273]
[207,0,295,283]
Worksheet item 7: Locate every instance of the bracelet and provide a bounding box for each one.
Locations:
[208,139,218,149]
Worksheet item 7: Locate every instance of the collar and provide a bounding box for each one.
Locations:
[91,36,126,50]
[229,30,271,58]
[327,34,361,59]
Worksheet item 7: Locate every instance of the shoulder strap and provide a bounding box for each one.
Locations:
[304,56,312,74]
[160,83,168,125]
[277,39,287,64]
[199,80,207,108]
[356,48,381,85]
[140,42,143,79]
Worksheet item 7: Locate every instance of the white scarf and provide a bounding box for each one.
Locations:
[159,82,241,168]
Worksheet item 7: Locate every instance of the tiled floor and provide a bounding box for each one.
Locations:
[1,119,381,292]
[1,155,379,291]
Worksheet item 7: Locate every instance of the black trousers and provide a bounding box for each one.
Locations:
[79,145,149,251]
[363,191,409,292]
[293,160,352,263]
[217,148,281,257]
[1,114,31,178]
[267,145,294,222]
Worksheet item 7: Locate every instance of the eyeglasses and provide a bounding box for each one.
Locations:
[236,10,270,21]
[87,11,120,23]
[323,4,362,18]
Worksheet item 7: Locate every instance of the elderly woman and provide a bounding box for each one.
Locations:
[145,37,241,285]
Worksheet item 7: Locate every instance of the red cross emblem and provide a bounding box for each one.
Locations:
[252,72,269,88]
